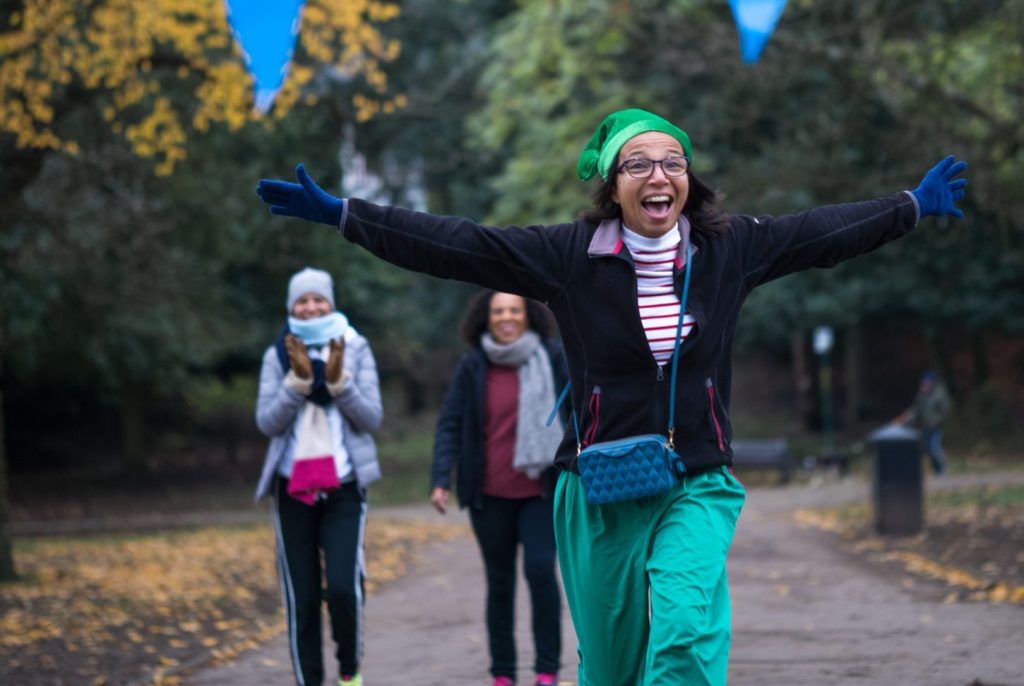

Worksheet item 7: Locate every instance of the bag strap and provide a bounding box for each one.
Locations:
[546,238,693,453]
[545,372,585,454]
[666,239,693,450]
[545,380,572,427]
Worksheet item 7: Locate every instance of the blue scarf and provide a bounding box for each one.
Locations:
[287,312,349,346]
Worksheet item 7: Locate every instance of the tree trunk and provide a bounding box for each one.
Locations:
[119,383,148,475]
[403,377,428,416]
[844,322,864,426]
[790,332,815,431]
[0,143,45,232]
[971,329,990,387]
[0,143,46,583]
[0,330,18,581]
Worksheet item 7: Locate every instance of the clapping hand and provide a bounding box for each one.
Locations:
[325,337,346,384]
[911,156,968,219]
[284,334,312,380]
[257,164,344,226]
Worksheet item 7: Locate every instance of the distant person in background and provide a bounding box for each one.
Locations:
[431,290,567,686]
[255,267,383,686]
[897,370,953,475]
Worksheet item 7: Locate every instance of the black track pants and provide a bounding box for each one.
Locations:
[273,478,367,685]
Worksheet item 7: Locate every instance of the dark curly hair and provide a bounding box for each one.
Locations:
[459,290,558,348]
[578,168,730,241]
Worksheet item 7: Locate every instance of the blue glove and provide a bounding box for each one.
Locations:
[256,164,344,226]
[911,156,968,219]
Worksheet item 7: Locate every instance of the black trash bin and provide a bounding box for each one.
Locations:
[868,424,923,536]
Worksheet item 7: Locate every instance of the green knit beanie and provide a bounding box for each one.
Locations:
[576,108,692,181]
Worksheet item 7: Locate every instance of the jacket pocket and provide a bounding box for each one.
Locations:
[705,378,726,452]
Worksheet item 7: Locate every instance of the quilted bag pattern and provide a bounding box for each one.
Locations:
[577,434,686,505]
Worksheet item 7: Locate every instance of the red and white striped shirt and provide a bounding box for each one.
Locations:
[621,226,695,365]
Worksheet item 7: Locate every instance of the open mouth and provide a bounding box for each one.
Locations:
[642,194,674,220]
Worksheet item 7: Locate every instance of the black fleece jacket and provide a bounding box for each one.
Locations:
[431,340,570,510]
[338,191,919,474]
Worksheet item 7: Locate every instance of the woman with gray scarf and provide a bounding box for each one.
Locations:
[431,291,568,686]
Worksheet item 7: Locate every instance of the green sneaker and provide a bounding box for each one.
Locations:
[339,675,362,686]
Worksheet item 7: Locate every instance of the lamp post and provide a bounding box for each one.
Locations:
[813,326,835,458]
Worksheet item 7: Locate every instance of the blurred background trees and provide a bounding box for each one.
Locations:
[0,0,404,578]
[1,0,1021,579]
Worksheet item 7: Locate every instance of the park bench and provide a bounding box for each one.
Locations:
[730,437,794,483]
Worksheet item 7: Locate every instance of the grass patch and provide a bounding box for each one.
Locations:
[374,429,435,506]
[823,483,1024,524]
[927,484,1024,508]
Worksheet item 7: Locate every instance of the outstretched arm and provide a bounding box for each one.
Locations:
[257,165,573,302]
[735,156,968,287]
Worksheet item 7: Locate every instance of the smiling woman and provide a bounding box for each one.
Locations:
[429,290,566,685]
[256,106,967,686]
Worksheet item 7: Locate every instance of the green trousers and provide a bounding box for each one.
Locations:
[554,467,745,686]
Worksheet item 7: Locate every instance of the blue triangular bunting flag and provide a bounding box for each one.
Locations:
[224,0,306,113]
[728,0,787,64]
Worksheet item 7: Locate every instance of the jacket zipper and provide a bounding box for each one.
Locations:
[655,364,668,439]
[582,385,602,448]
[705,377,726,452]
[617,248,680,437]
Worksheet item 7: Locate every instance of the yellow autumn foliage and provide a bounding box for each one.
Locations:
[0,0,402,175]
[0,518,463,683]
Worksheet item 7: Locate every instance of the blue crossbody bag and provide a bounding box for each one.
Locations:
[546,240,693,505]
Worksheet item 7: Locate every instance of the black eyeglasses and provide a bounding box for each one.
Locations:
[617,156,690,179]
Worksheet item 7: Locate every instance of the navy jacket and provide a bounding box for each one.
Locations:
[338,192,919,474]
[432,340,570,510]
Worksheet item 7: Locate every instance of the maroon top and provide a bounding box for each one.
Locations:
[481,364,542,499]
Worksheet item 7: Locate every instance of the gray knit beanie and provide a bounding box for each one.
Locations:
[287,267,336,312]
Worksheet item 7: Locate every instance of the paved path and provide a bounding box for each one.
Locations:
[188,504,577,685]
[728,477,1024,686]
[187,474,1024,686]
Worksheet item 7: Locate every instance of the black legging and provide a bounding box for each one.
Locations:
[274,478,366,685]
[469,493,562,680]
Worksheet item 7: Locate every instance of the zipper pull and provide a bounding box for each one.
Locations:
[705,377,726,452]
[657,365,665,381]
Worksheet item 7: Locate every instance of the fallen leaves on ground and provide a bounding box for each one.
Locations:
[794,484,1024,605]
[1,518,464,685]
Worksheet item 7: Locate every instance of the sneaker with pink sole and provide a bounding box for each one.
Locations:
[534,673,558,686]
